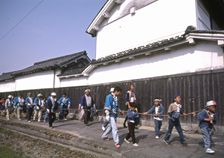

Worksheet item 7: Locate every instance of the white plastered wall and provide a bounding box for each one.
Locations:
[89,42,224,85]
[0,81,15,92]
[58,42,223,87]
[96,0,197,59]
[15,71,55,91]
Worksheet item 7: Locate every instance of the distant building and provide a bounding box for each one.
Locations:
[0,51,90,92]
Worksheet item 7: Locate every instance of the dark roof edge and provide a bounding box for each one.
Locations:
[91,29,224,65]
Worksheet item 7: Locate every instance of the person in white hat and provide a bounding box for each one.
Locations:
[13,95,25,120]
[143,98,164,139]
[5,95,14,120]
[197,100,217,154]
[33,93,44,122]
[25,92,34,122]
[46,92,57,128]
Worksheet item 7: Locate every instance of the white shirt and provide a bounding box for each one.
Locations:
[85,95,92,107]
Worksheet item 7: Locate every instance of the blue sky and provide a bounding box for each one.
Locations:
[0,0,106,74]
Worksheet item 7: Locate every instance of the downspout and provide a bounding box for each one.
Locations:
[53,69,56,90]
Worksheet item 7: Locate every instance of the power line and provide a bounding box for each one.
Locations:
[0,0,45,41]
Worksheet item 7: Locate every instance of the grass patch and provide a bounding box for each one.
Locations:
[0,146,24,158]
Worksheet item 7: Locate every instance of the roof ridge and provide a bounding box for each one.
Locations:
[34,51,86,66]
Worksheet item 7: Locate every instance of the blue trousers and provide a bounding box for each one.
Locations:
[102,116,119,144]
[154,119,162,136]
[164,119,185,143]
[200,127,212,149]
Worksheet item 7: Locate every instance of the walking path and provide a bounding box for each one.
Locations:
[0,118,223,158]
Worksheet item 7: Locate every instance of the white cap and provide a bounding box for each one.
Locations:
[85,89,91,93]
[37,93,43,97]
[110,87,114,93]
[8,95,13,98]
[206,100,217,107]
[51,92,56,96]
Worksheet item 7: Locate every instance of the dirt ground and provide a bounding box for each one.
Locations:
[0,128,97,158]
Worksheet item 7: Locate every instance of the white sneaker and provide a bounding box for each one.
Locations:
[124,138,131,144]
[102,125,105,131]
[206,148,215,154]
[155,136,159,139]
[133,143,139,147]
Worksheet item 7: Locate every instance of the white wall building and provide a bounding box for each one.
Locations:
[0,0,224,92]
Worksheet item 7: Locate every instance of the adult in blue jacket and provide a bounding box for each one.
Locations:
[144,98,164,138]
[13,95,24,120]
[46,92,58,128]
[25,92,33,122]
[57,93,71,120]
[101,86,123,149]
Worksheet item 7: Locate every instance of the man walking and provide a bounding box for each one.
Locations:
[46,92,58,128]
[79,89,95,125]
[5,95,14,120]
[33,93,45,122]
[25,93,34,122]
[58,93,71,120]
[102,86,123,149]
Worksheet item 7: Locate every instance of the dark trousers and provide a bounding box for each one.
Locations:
[84,108,91,124]
[123,115,128,125]
[154,119,162,136]
[49,112,56,127]
[126,122,136,143]
[59,109,68,120]
[164,119,185,143]
[27,107,33,121]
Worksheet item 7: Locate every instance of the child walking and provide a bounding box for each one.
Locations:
[144,98,164,139]
[197,100,217,154]
[124,102,139,146]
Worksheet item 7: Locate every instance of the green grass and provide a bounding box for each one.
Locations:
[0,146,24,158]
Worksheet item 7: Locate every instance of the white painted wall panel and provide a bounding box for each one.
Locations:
[15,71,55,91]
[60,77,88,88]
[90,43,224,85]
[0,81,15,92]
[96,0,197,59]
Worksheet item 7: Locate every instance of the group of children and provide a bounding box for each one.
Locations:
[101,85,217,154]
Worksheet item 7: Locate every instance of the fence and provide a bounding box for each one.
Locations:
[0,68,223,125]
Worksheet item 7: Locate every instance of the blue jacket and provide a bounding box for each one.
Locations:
[33,97,44,110]
[127,109,139,123]
[46,96,58,112]
[25,97,33,108]
[104,94,119,117]
[147,104,165,120]
[13,97,24,107]
[57,96,71,109]
[198,109,216,129]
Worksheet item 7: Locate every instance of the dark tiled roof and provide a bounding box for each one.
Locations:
[13,51,89,76]
[91,30,224,65]
[0,72,15,82]
[59,65,89,77]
